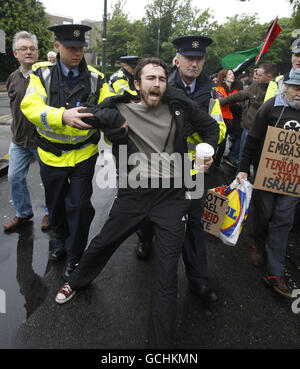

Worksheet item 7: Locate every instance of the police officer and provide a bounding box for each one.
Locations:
[21,24,113,280]
[168,35,226,302]
[109,55,139,95]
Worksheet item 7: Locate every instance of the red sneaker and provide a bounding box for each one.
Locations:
[55,282,76,304]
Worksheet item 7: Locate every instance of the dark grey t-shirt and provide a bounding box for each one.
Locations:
[117,101,182,180]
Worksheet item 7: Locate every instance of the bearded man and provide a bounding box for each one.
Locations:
[53,57,219,349]
[237,69,300,299]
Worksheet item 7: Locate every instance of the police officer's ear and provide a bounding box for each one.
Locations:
[134,79,141,92]
[54,41,60,52]
[174,56,180,68]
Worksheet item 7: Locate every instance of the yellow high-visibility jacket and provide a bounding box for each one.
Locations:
[187,92,226,175]
[264,75,284,101]
[109,67,137,96]
[21,61,114,167]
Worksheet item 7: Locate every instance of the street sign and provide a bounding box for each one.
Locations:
[0,30,5,53]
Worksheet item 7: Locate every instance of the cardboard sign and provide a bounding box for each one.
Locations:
[202,189,229,237]
[254,126,300,197]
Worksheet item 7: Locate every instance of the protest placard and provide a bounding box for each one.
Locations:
[254,126,300,197]
[202,189,229,237]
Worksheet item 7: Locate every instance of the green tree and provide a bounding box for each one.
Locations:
[143,0,182,58]
[0,0,52,81]
[95,0,145,77]
[143,0,217,63]
[207,14,264,74]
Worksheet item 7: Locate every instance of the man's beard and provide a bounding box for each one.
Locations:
[282,89,300,110]
[139,87,163,108]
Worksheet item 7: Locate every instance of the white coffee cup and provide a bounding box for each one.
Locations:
[195,143,214,172]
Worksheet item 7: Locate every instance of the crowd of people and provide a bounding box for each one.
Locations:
[3,24,300,348]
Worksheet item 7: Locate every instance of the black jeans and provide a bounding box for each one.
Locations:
[68,187,190,348]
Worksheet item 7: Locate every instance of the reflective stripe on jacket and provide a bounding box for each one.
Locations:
[109,68,137,96]
[21,61,113,167]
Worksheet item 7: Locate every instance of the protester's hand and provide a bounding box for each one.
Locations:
[62,107,93,129]
[237,171,248,184]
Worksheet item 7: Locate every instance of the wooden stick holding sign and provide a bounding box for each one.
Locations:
[254,126,300,197]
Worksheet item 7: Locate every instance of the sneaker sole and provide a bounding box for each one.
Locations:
[55,291,76,304]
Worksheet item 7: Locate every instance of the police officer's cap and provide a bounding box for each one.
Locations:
[119,56,139,66]
[48,24,91,47]
[172,35,213,57]
[292,38,300,54]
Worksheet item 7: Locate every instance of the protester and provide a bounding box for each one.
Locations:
[237,69,300,299]
[218,63,277,172]
[252,68,259,82]
[109,55,139,96]
[47,51,56,63]
[4,31,50,232]
[215,68,242,168]
[136,37,226,301]
[54,57,220,348]
[109,55,154,259]
[238,70,252,88]
[21,24,113,280]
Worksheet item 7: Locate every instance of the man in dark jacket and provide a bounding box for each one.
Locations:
[237,69,300,299]
[4,31,50,232]
[54,57,219,349]
[166,35,225,302]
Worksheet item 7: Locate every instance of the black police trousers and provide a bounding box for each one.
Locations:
[39,154,97,265]
[68,186,190,349]
[182,197,208,286]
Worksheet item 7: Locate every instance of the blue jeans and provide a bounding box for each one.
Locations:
[8,142,48,218]
[252,190,300,276]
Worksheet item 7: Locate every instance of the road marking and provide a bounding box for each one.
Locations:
[0,114,12,121]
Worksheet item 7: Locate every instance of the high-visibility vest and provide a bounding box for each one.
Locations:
[216,86,239,119]
[109,68,137,96]
[21,62,114,167]
[264,75,284,101]
[187,89,227,175]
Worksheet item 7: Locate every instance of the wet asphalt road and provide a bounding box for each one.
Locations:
[0,125,300,350]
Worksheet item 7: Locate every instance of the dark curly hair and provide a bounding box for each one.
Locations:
[216,69,239,94]
[134,57,168,83]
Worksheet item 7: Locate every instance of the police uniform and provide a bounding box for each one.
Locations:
[109,56,139,96]
[21,24,113,277]
[169,35,226,300]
